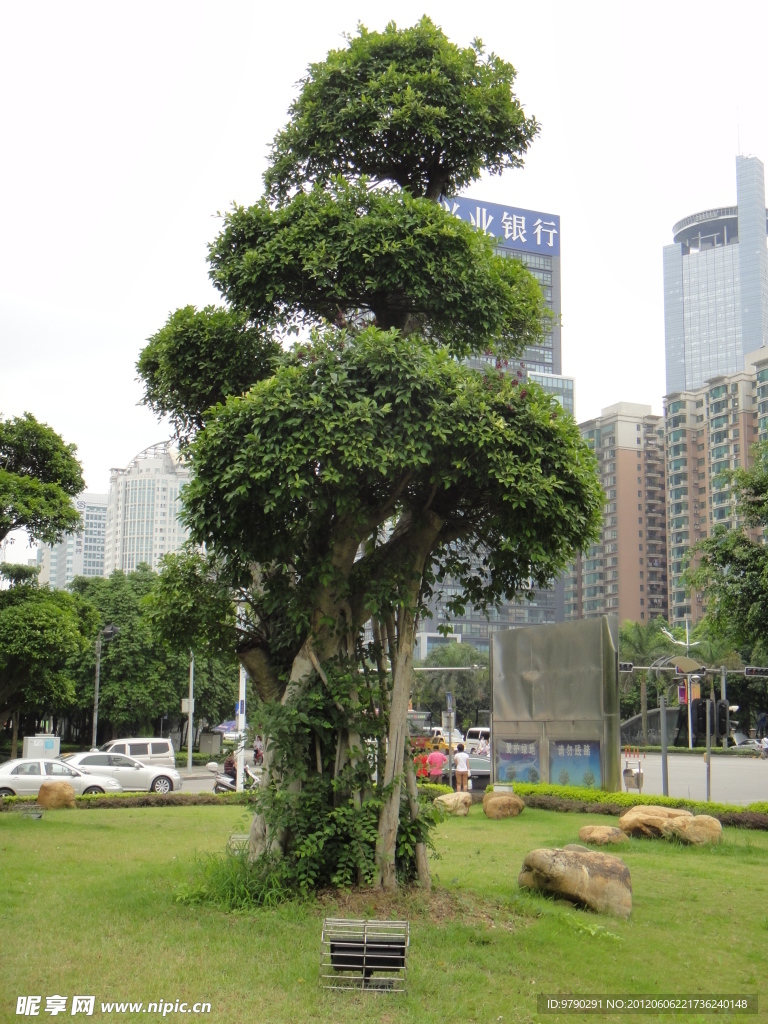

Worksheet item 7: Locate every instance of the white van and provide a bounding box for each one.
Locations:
[465,727,490,753]
[98,738,176,768]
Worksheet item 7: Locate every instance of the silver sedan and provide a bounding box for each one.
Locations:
[63,752,183,794]
[0,758,123,797]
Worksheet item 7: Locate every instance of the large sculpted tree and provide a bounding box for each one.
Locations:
[138,18,602,892]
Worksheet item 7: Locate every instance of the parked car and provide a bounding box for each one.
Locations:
[97,738,176,768]
[63,752,182,794]
[0,758,123,798]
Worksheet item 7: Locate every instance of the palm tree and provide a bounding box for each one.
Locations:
[619,619,675,745]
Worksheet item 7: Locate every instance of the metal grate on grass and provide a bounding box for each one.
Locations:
[320,918,409,993]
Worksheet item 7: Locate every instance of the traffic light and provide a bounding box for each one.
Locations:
[692,699,706,740]
[716,700,729,740]
[744,666,768,677]
[619,662,633,673]
[692,699,715,742]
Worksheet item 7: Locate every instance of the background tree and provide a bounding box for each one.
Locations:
[618,619,674,741]
[69,566,238,741]
[0,565,96,757]
[412,641,489,733]
[137,18,602,893]
[0,412,84,545]
[685,440,768,730]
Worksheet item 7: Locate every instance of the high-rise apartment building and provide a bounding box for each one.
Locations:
[417,197,569,656]
[37,492,108,589]
[104,441,191,574]
[663,350,768,626]
[663,155,768,393]
[564,404,667,624]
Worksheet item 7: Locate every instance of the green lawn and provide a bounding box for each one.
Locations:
[1,803,765,1023]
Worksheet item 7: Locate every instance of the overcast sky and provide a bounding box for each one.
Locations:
[3,0,768,561]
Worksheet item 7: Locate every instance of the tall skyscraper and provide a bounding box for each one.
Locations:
[104,441,191,574]
[663,155,768,393]
[417,197,570,657]
[663,350,768,626]
[564,404,667,624]
[37,492,108,589]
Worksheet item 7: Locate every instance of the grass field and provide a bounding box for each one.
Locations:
[1,803,766,1023]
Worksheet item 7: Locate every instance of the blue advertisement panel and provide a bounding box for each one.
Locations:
[496,739,540,783]
[549,741,601,788]
[441,196,560,257]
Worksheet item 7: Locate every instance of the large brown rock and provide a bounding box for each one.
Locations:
[434,792,472,816]
[578,825,629,846]
[619,804,692,838]
[661,814,722,845]
[482,791,525,819]
[518,847,632,918]
[37,781,75,809]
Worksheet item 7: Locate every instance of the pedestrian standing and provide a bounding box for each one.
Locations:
[454,743,471,792]
[426,747,448,781]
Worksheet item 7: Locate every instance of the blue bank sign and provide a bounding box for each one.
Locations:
[441,196,560,257]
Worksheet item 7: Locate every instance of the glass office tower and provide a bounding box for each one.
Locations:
[664,156,768,393]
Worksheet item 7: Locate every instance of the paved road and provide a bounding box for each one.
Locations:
[179,753,768,803]
[621,752,768,805]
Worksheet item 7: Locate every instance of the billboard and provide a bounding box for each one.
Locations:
[441,196,560,257]
[491,616,620,791]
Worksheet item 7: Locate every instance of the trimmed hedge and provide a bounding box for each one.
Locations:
[417,783,453,798]
[498,782,768,830]
[0,791,259,811]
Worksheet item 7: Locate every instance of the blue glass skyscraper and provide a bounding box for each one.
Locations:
[663,156,768,393]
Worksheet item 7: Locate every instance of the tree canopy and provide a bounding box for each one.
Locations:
[0,565,96,755]
[69,566,238,740]
[0,412,84,545]
[264,17,538,201]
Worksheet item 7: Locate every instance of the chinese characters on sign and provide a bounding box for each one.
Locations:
[549,741,602,788]
[496,738,540,782]
[440,197,560,257]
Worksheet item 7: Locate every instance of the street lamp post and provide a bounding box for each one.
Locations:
[661,621,702,750]
[92,625,119,748]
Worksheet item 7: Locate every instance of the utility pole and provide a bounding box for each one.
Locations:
[187,651,195,773]
[92,625,118,748]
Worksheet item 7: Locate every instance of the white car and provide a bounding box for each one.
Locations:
[0,758,123,797]
[63,752,182,794]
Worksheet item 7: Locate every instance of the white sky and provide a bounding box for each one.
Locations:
[3,0,768,561]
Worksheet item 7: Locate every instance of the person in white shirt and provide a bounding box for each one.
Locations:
[453,743,471,792]
[477,737,489,757]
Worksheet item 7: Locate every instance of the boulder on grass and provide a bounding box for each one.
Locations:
[435,792,472,816]
[619,804,692,838]
[482,791,525,819]
[37,781,75,809]
[518,847,632,918]
[661,814,722,845]
[578,825,629,846]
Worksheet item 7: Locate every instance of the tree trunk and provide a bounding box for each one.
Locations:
[373,616,415,890]
[11,710,19,760]
[404,747,431,890]
[641,673,648,747]
[373,511,443,890]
